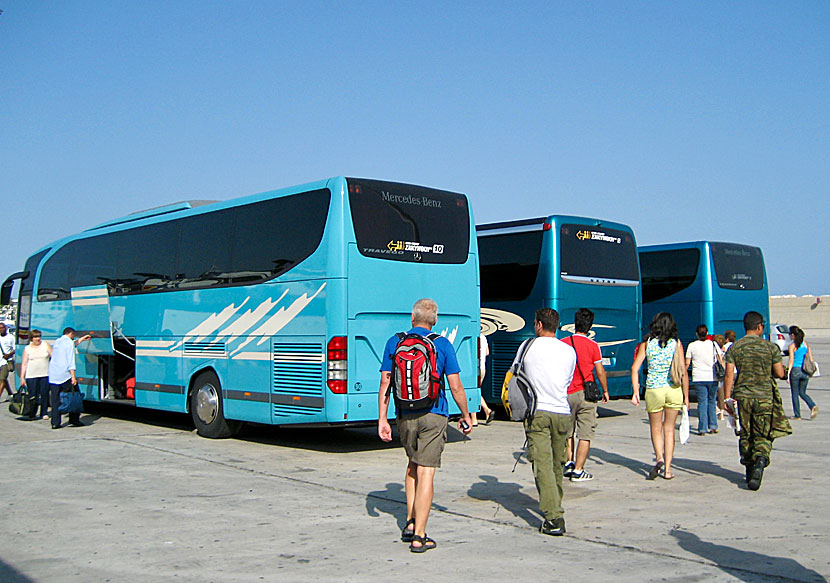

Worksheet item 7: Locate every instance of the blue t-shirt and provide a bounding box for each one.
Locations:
[380,326,461,417]
[793,344,808,368]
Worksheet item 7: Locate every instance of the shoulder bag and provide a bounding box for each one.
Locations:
[569,336,602,402]
[669,340,685,387]
[712,342,726,381]
[501,338,538,421]
[802,344,817,376]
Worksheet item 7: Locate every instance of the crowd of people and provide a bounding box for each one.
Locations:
[377,300,817,550]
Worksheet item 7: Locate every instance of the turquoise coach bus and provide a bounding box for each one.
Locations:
[478,216,641,399]
[2,178,480,437]
[639,241,770,345]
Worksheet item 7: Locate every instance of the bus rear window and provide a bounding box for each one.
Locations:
[711,243,764,290]
[347,179,470,264]
[640,248,701,303]
[559,224,639,285]
[479,231,543,302]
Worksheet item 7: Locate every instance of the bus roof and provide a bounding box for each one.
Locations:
[477,215,635,235]
[638,241,762,252]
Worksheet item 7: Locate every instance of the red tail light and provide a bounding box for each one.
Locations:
[327,336,347,394]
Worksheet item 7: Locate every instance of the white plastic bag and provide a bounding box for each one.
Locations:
[679,405,690,445]
[814,362,821,378]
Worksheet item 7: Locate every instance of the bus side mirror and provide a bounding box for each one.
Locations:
[1,271,27,306]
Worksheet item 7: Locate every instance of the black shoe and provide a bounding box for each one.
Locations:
[68,420,84,427]
[747,457,768,491]
[51,425,61,430]
[540,517,566,536]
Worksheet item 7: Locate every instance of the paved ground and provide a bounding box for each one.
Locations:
[1,342,828,583]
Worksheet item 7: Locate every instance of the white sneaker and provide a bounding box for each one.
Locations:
[570,469,594,482]
[563,461,575,478]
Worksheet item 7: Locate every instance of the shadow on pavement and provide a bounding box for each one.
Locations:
[467,474,541,528]
[667,457,746,488]
[0,559,36,583]
[240,425,402,453]
[670,529,827,583]
[590,447,654,479]
[365,482,408,529]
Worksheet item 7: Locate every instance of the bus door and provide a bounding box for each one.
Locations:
[71,285,116,398]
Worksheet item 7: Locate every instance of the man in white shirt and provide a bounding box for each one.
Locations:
[49,327,91,429]
[515,308,575,536]
[0,322,16,401]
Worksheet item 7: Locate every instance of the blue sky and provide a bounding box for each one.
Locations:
[1,2,828,295]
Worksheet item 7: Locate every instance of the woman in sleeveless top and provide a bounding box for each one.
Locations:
[631,312,689,480]
[787,326,817,420]
[19,329,52,419]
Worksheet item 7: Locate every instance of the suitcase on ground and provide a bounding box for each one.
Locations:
[9,390,37,417]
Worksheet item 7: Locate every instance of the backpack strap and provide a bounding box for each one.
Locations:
[569,336,587,384]
[514,338,536,370]
[387,332,409,395]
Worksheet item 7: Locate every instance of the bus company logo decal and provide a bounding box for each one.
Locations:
[559,323,636,347]
[143,283,328,360]
[480,308,525,336]
[576,230,622,244]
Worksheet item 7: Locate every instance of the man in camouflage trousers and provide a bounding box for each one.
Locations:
[723,311,791,491]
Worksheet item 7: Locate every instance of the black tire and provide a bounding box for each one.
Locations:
[189,371,241,438]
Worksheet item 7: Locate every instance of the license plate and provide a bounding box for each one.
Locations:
[601,358,612,366]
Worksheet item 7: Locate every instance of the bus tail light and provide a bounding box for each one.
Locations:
[327,336,347,394]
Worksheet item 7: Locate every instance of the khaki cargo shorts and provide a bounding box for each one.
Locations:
[0,363,12,382]
[397,412,449,468]
[568,390,598,441]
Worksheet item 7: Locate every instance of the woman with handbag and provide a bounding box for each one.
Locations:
[685,324,724,435]
[19,329,52,419]
[787,326,818,420]
[631,312,689,480]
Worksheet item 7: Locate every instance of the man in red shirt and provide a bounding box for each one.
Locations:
[564,309,610,481]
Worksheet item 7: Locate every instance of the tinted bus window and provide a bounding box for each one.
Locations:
[479,231,544,301]
[640,248,701,303]
[70,233,119,291]
[20,249,49,297]
[17,249,50,338]
[348,178,469,264]
[231,189,330,282]
[711,243,764,290]
[118,222,179,293]
[559,224,639,284]
[37,246,71,301]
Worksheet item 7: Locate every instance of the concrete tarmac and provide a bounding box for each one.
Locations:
[2,342,829,583]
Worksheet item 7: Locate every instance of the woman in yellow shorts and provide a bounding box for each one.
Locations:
[631,312,690,480]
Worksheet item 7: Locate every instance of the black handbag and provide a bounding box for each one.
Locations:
[59,389,84,414]
[569,336,603,402]
[712,342,725,381]
[9,389,37,417]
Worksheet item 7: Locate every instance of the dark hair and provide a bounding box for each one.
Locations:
[724,330,737,342]
[62,326,75,336]
[789,325,804,348]
[648,312,679,347]
[30,329,42,338]
[574,308,594,334]
[696,324,708,340]
[743,311,764,332]
[535,307,560,333]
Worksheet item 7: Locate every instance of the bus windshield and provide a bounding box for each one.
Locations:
[347,178,470,264]
[559,224,639,285]
[711,243,764,290]
[640,248,701,303]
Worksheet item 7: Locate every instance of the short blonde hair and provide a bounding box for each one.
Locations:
[412,298,438,327]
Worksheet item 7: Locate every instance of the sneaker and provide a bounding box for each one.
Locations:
[570,469,594,482]
[540,517,566,536]
[563,461,575,478]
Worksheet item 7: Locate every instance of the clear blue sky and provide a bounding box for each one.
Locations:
[1,2,828,295]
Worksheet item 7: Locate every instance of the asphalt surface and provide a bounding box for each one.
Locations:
[1,341,828,583]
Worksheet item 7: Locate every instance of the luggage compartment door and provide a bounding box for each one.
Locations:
[71,285,115,355]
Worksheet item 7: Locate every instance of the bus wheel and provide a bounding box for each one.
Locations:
[190,371,241,439]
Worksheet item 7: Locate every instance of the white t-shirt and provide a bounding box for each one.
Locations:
[0,333,15,367]
[479,333,489,377]
[685,339,722,382]
[514,336,575,415]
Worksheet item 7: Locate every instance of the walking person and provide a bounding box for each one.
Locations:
[723,311,790,490]
[472,332,495,426]
[564,308,609,482]
[19,330,52,420]
[787,326,818,420]
[49,327,91,429]
[0,322,16,401]
[515,308,575,535]
[377,299,473,553]
[685,324,724,434]
[631,312,689,480]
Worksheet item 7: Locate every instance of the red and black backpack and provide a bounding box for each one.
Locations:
[388,332,443,411]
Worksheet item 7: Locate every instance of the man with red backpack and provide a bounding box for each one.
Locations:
[378,298,473,553]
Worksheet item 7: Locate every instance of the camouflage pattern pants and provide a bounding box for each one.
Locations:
[736,397,780,466]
